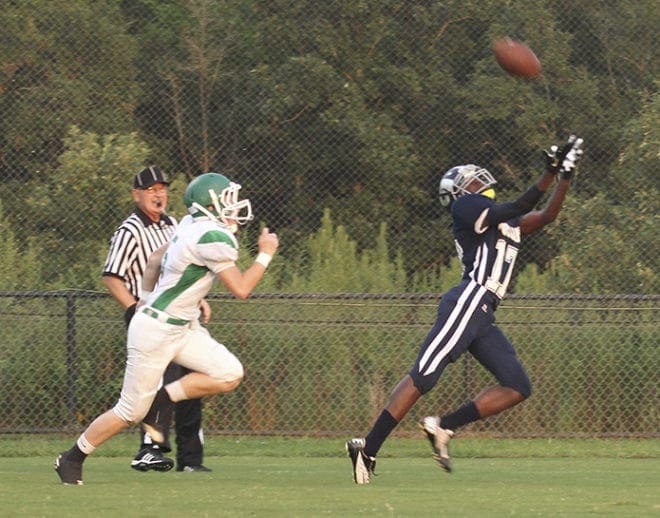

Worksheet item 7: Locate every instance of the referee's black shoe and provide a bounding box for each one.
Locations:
[131,446,174,472]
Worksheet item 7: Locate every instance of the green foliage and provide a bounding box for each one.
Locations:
[0,300,69,428]
[281,209,408,292]
[410,256,463,293]
[2,293,656,437]
[513,263,554,294]
[112,0,658,280]
[29,127,152,288]
[0,200,42,290]
[548,191,658,294]
[507,85,659,295]
[0,0,138,180]
[612,86,659,202]
[0,1,657,294]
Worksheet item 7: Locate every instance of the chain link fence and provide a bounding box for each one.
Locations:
[1,291,657,437]
[0,1,657,437]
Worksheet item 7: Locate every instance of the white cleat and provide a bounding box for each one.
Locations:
[420,416,454,472]
[346,438,376,484]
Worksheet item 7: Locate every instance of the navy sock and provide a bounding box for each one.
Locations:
[364,410,399,458]
[440,401,480,431]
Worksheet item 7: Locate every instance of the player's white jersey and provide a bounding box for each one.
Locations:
[146,214,239,320]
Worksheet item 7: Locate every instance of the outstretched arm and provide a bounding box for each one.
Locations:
[519,176,571,236]
[520,135,583,236]
[485,134,583,228]
[485,170,555,226]
[217,227,279,300]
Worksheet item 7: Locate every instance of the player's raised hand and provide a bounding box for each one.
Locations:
[544,134,583,179]
[543,144,561,174]
[559,135,584,180]
[258,227,279,256]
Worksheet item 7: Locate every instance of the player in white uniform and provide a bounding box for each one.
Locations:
[55,173,279,485]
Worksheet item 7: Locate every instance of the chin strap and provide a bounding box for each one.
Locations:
[190,202,237,233]
[190,202,218,221]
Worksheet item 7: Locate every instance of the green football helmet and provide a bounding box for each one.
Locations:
[184,172,253,232]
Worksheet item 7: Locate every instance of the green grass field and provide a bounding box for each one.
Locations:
[1,435,658,517]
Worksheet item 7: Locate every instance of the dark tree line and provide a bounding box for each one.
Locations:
[0,0,657,293]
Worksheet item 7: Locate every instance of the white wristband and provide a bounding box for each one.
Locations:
[255,252,272,268]
[140,290,152,300]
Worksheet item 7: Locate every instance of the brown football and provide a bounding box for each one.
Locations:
[492,37,541,78]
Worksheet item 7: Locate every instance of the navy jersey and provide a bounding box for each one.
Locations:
[451,193,521,299]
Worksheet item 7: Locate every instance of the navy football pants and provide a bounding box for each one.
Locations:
[410,280,531,397]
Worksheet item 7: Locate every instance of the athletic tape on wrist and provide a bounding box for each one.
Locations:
[255,252,272,268]
[140,290,152,300]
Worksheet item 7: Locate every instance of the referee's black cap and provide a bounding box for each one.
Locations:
[133,166,170,189]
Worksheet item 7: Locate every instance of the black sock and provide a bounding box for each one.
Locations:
[440,401,480,431]
[364,410,399,458]
[66,444,87,463]
[144,386,173,424]
[154,386,173,407]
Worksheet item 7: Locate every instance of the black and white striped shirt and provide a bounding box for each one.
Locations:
[102,209,177,299]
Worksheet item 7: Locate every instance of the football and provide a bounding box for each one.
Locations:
[492,37,541,78]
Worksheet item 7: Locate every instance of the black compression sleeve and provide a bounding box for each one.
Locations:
[486,185,545,225]
[514,184,545,212]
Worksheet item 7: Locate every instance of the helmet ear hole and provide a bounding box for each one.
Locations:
[439,192,452,207]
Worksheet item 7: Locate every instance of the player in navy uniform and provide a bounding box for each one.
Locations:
[347,135,584,484]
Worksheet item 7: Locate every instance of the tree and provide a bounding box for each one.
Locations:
[284,209,407,292]
[0,200,42,290]
[0,0,138,183]
[548,88,659,293]
[553,87,660,293]
[548,194,657,293]
[28,127,152,288]
[4,0,655,291]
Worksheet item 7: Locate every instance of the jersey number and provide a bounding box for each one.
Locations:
[486,239,519,298]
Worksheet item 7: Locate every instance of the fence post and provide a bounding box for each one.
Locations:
[65,291,77,426]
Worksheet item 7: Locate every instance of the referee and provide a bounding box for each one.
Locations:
[102,166,210,472]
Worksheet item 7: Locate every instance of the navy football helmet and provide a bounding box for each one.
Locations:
[438,164,497,207]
